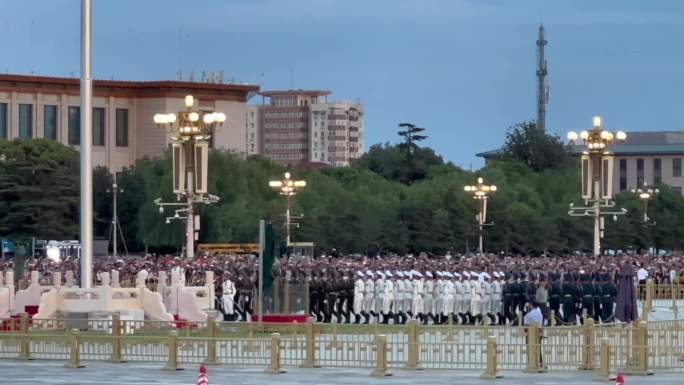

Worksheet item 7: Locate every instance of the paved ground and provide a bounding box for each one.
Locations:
[0,361,677,385]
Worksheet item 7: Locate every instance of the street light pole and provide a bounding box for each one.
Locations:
[153,95,225,259]
[269,172,306,246]
[631,182,659,223]
[567,116,628,256]
[464,177,497,254]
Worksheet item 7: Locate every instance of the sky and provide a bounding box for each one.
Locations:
[2,0,684,168]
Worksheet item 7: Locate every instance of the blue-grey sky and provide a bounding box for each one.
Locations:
[2,0,684,168]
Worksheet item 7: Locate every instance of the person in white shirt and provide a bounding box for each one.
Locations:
[412,271,425,323]
[374,272,385,323]
[443,272,455,324]
[222,273,237,321]
[403,272,414,321]
[434,272,445,324]
[482,273,494,325]
[462,272,472,324]
[491,272,504,325]
[393,272,406,324]
[523,301,544,367]
[470,272,484,325]
[637,264,649,299]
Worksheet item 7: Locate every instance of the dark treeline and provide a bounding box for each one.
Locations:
[1,122,683,254]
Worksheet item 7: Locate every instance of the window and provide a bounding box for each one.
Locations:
[19,104,33,138]
[674,158,682,178]
[43,105,57,140]
[673,186,682,195]
[653,158,662,185]
[92,108,105,146]
[115,109,128,147]
[68,106,80,145]
[619,159,627,191]
[636,158,644,187]
[0,103,6,139]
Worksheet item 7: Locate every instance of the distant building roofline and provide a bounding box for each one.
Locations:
[259,90,331,97]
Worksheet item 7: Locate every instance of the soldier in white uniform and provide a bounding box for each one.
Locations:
[492,272,504,325]
[403,271,415,320]
[481,272,494,325]
[393,272,406,324]
[453,272,466,324]
[382,271,394,324]
[374,271,385,323]
[353,272,365,324]
[434,272,445,324]
[222,273,237,321]
[470,271,484,325]
[412,270,425,323]
[443,272,455,324]
[423,272,435,324]
[363,271,375,324]
[462,272,472,324]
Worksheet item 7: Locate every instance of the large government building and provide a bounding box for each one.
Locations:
[0,74,259,172]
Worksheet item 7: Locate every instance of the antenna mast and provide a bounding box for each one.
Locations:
[536,23,549,131]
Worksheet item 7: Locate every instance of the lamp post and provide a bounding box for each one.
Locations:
[464,177,497,254]
[567,116,628,256]
[153,95,224,259]
[631,182,659,223]
[269,172,306,246]
[107,175,125,258]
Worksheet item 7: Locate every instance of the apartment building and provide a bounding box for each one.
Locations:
[257,90,364,167]
[0,74,259,172]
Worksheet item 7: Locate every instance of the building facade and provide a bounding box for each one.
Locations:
[257,90,364,167]
[0,74,259,172]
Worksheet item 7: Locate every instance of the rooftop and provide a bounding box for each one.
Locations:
[0,74,260,101]
[259,90,331,97]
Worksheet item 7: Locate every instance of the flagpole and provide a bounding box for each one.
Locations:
[80,0,93,289]
[258,219,265,322]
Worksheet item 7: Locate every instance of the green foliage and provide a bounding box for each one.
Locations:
[0,139,79,240]
[2,138,683,255]
[502,121,571,172]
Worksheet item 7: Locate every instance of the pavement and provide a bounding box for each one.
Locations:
[0,361,679,385]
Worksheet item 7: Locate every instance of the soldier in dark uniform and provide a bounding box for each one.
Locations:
[344,275,355,323]
[592,272,603,322]
[502,276,513,325]
[549,272,562,324]
[510,274,522,324]
[580,272,595,323]
[601,273,617,322]
[561,273,578,324]
[309,275,323,322]
[322,277,335,323]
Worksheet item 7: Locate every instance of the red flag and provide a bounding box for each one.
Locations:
[615,373,624,385]
[197,364,208,385]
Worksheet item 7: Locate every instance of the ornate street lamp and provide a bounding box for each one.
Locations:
[464,177,497,254]
[631,182,659,223]
[269,172,306,246]
[567,116,628,256]
[153,95,224,259]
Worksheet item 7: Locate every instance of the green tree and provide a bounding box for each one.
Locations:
[501,121,570,172]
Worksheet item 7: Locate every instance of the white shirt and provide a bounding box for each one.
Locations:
[637,268,648,281]
[523,307,543,327]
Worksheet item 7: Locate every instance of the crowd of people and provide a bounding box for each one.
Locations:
[1,251,683,326]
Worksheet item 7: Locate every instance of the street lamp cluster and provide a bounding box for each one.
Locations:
[631,183,659,223]
[464,177,497,254]
[152,95,223,260]
[566,116,628,256]
[269,172,306,246]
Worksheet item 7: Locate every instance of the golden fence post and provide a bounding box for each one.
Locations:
[581,308,588,324]
[18,313,30,361]
[265,333,286,374]
[596,337,612,381]
[64,329,84,369]
[404,320,421,370]
[110,314,122,363]
[672,285,679,318]
[299,318,319,368]
[623,320,653,375]
[203,315,217,365]
[550,310,556,327]
[578,318,596,370]
[445,313,454,341]
[163,330,182,371]
[645,279,654,315]
[370,334,392,377]
[522,325,545,373]
[284,281,291,314]
[480,335,502,379]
